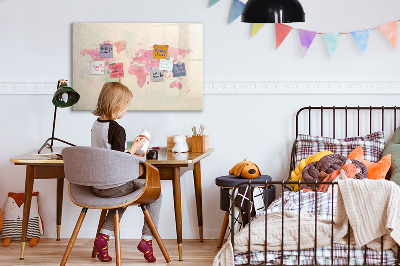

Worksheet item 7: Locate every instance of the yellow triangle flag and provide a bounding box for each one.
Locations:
[251,23,266,38]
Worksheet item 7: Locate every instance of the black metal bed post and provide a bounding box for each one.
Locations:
[382,106,385,132]
[347,220,350,265]
[298,180,301,266]
[331,182,334,265]
[357,106,360,136]
[308,106,311,135]
[320,106,324,136]
[314,180,318,266]
[247,180,252,264]
[281,181,285,266]
[345,106,348,138]
[264,180,268,266]
[333,106,336,138]
[381,236,384,265]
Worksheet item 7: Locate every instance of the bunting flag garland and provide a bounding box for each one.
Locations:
[275,23,293,49]
[251,23,266,38]
[351,29,370,55]
[209,0,221,8]
[229,0,245,24]
[298,30,317,58]
[378,21,398,50]
[210,5,400,57]
[323,33,341,58]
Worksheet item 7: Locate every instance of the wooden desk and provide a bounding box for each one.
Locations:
[10,147,213,261]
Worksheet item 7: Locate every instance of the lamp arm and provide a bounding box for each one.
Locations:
[50,105,57,148]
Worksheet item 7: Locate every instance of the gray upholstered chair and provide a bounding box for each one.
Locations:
[60,146,171,265]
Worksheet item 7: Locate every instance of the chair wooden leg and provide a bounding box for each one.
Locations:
[60,208,88,266]
[141,205,171,263]
[217,211,230,248]
[91,209,108,258]
[114,210,121,266]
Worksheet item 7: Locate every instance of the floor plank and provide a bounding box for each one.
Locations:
[0,239,221,265]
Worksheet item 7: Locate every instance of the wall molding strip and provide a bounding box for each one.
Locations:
[0,81,399,95]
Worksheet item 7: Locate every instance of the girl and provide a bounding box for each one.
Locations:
[91,82,162,263]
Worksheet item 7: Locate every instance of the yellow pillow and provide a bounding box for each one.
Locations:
[290,150,333,191]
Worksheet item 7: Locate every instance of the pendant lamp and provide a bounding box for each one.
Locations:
[242,0,305,23]
[38,79,80,154]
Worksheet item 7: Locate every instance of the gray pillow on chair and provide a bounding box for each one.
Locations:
[382,126,400,184]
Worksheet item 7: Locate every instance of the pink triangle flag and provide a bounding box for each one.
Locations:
[275,23,293,49]
[378,21,398,50]
[298,29,317,58]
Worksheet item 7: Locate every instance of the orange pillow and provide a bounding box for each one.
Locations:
[347,146,391,180]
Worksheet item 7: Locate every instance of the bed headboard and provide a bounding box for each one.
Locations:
[290,106,400,179]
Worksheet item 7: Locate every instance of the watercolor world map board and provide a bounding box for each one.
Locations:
[72,23,203,111]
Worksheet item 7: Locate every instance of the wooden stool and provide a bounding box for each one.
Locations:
[215,175,275,248]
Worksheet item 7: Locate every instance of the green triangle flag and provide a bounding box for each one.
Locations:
[209,0,221,7]
[323,33,341,58]
[251,23,266,38]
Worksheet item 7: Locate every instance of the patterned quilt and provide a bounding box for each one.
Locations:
[234,191,397,265]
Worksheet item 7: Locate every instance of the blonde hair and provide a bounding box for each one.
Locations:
[93,82,133,120]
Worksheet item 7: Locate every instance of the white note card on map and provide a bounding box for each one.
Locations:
[159,58,174,71]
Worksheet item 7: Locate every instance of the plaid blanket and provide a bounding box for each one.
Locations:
[234,244,397,265]
[234,191,397,265]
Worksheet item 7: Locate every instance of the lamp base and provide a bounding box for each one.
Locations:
[38,137,76,154]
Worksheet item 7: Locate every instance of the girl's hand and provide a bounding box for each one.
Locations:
[134,148,149,157]
[128,137,147,155]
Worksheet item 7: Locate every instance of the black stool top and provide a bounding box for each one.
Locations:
[215,175,272,188]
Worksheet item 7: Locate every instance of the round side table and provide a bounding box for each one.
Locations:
[215,175,275,248]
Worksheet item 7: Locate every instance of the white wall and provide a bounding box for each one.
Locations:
[1,0,400,240]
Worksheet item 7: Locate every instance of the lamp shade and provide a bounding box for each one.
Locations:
[52,84,80,108]
[241,0,305,23]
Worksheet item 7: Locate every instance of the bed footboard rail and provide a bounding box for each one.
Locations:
[230,180,400,266]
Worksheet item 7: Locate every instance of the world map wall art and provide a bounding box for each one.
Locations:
[72,23,203,111]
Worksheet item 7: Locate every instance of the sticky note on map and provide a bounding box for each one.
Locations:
[153,45,168,59]
[159,58,174,71]
[91,61,105,75]
[100,44,113,58]
[105,71,119,82]
[150,68,165,82]
[172,63,186,77]
[109,63,124,78]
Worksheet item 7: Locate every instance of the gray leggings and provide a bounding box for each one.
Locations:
[92,180,162,240]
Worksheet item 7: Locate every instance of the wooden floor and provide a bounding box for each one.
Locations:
[0,239,221,265]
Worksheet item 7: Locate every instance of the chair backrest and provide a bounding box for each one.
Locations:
[62,146,145,188]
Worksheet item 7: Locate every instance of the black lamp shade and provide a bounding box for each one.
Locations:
[242,0,305,23]
[52,85,80,108]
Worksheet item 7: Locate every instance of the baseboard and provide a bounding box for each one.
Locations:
[1,81,400,94]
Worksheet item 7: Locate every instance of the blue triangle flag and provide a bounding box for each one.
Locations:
[323,33,341,58]
[229,0,245,24]
[209,0,221,7]
[351,29,370,55]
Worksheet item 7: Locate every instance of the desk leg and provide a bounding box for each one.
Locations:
[20,165,34,259]
[56,178,64,241]
[172,167,183,261]
[193,161,203,242]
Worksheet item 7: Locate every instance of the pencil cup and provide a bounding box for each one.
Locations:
[191,135,209,153]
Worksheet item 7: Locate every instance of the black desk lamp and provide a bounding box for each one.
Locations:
[38,79,80,154]
[241,0,305,23]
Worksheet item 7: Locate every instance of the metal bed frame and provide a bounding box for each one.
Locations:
[230,106,400,266]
